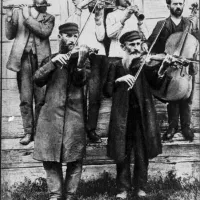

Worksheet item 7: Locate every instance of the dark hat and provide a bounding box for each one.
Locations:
[119,31,141,44]
[59,22,79,34]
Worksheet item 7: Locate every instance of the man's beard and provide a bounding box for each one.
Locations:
[59,41,75,54]
[170,7,183,17]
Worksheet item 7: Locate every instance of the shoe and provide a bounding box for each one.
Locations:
[87,131,102,143]
[20,133,32,145]
[137,189,147,197]
[162,127,178,141]
[116,191,128,199]
[182,127,194,141]
[65,195,77,200]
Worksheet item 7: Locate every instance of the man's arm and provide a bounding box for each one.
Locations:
[95,5,105,42]
[24,14,55,39]
[5,9,18,40]
[34,56,56,87]
[106,12,124,39]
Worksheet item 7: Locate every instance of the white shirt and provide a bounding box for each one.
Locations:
[67,8,106,56]
[106,7,149,57]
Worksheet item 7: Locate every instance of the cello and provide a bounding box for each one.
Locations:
[148,3,199,101]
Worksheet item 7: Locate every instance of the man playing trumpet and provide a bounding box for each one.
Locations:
[5,0,55,145]
[106,0,148,63]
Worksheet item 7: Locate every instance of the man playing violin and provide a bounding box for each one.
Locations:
[106,0,149,63]
[5,0,55,145]
[33,22,92,200]
[104,30,162,199]
[147,0,199,141]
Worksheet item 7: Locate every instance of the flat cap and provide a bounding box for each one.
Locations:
[119,31,141,44]
[59,22,79,34]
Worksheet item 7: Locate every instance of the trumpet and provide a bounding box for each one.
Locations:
[125,0,145,21]
[3,3,51,9]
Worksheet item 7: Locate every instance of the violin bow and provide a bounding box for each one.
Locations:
[129,20,166,88]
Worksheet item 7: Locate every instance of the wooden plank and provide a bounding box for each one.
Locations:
[2,133,200,150]
[2,162,200,188]
[1,135,200,169]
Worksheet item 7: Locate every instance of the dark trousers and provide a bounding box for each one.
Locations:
[43,160,83,199]
[86,55,108,132]
[17,51,45,137]
[167,76,195,130]
[116,106,149,192]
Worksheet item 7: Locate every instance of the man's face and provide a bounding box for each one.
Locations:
[168,0,184,17]
[33,0,48,13]
[118,0,131,7]
[59,33,78,52]
[123,39,142,56]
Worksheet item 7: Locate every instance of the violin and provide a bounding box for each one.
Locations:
[58,45,98,69]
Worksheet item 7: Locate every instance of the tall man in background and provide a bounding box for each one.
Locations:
[5,0,55,145]
[147,0,199,141]
[67,0,108,143]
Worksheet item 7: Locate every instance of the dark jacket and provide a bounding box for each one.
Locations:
[33,54,91,162]
[147,16,199,53]
[5,9,55,72]
[104,58,162,162]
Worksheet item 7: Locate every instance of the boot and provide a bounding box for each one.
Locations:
[182,127,194,141]
[20,133,32,145]
[65,194,77,200]
[87,130,102,143]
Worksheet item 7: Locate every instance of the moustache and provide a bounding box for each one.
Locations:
[175,8,181,12]
[130,49,141,54]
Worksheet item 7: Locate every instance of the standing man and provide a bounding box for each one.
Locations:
[104,31,162,199]
[147,0,199,141]
[67,0,108,143]
[5,0,55,145]
[106,0,148,63]
[33,22,92,200]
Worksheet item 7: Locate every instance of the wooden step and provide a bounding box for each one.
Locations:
[1,133,200,187]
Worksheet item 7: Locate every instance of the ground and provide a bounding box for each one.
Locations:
[1,171,200,200]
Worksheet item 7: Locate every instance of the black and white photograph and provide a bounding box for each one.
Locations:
[0,0,199,199]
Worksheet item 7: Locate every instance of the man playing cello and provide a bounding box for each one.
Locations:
[147,0,199,141]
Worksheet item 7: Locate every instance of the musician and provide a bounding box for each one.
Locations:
[106,0,149,63]
[66,0,108,143]
[33,22,91,200]
[104,31,162,199]
[5,0,55,145]
[147,0,199,141]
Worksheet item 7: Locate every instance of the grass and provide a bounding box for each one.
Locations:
[1,171,200,200]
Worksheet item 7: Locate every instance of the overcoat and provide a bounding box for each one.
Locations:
[104,58,162,162]
[5,9,55,72]
[33,54,91,162]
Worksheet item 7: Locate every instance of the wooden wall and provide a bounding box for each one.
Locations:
[1,0,200,188]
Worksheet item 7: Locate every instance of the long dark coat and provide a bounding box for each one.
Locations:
[33,54,90,162]
[104,58,162,162]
